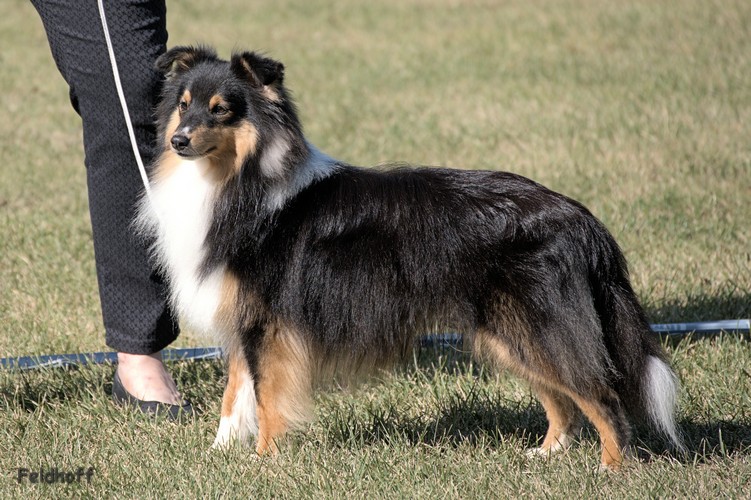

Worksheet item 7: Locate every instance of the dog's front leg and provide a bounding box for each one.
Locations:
[212,351,258,449]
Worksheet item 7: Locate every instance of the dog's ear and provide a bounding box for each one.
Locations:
[155,45,218,77]
[231,51,285,88]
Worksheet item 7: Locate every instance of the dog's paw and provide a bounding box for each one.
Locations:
[525,446,551,459]
[210,416,250,450]
[525,432,574,459]
[211,435,232,450]
[211,432,237,450]
[211,433,255,451]
[597,463,614,473]
[596,446,637,472]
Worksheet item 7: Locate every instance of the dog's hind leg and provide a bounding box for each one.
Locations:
[473,324,630,469]
[473,331,578,459]
[253,323,314,455]
[212,350,258,449]
[526,384,580,458]
[565,389,631,470]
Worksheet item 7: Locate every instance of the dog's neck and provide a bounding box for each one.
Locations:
[262,140,340,211]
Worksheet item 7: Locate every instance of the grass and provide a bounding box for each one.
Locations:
[1,0,750,496]
[2,342,750,497]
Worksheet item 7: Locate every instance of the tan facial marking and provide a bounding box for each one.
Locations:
[195,121,258,183]
[209,94,228,110]
[181,89,192,106]
[165,108,181,145]
[233,122,259,173]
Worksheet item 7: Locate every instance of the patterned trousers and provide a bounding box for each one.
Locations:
[32,0,179,354]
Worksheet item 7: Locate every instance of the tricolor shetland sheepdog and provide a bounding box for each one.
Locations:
[137,45,683,469]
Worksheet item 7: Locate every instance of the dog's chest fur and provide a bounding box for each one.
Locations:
[140,158,225,335]
[138,146,338,337]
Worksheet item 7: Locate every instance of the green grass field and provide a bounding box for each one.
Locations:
[1,0,750,497]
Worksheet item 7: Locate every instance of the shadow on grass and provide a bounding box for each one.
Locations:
[324,383,547,450]
[325,355,751,463]
[325,390,751,463]
[678,419,751,462]
[0,364,100,413]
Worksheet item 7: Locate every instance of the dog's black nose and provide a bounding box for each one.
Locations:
[171,134,190,151]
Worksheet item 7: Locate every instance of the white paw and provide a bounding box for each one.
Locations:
[525,446,551,458]
[211,437,230,450]
[211,416,247,449]
[525,433,574,458]
[597,463,612,473]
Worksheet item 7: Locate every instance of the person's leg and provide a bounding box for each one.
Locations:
[32,0,183,405]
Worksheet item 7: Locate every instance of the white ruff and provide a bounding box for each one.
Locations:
[137,158,225,336]
[136,144,339,332]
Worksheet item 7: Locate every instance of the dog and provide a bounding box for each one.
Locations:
[137,45,684,470]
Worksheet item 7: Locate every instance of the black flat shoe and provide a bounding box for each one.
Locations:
[112,370,193,421]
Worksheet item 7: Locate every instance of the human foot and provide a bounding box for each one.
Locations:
[115,352,183,405]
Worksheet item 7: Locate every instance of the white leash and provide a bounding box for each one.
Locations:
[96,0,153,201]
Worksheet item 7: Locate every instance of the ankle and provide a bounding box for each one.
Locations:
[117,351,163,367]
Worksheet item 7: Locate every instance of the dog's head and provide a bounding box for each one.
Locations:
[154,46,302,179]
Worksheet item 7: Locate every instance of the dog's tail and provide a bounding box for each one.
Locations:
[586,219,685,454]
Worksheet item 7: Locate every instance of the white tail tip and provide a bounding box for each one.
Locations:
[644,356,685,454]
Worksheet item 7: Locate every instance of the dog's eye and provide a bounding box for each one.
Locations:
[178,100,188,112]
[212,105,230,116]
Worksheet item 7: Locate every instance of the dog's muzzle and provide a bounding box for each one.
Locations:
[171,134,191,152]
